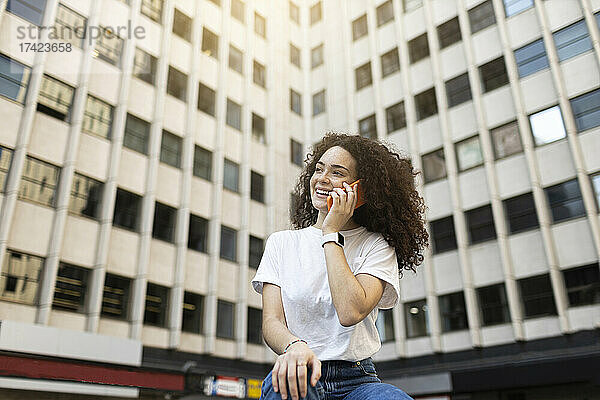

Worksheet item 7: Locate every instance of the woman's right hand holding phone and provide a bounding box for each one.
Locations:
[272,341,321,400]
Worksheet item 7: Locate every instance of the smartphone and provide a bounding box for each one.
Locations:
[327,179,366,211]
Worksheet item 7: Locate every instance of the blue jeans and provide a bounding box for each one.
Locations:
[259,357,413,400]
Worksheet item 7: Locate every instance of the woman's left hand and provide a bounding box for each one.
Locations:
[322,182,358,234]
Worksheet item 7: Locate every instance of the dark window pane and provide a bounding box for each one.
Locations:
[101,273,131,320]
[311,44,324,69]
[376,1,394,26]
[188,214,208,253]
[439,292,468,332]
[291,139,303,167]
[182,291,204,334]
[430,216,457,253]
[422,148,446,183]
[250,170,265,203]
[18,156,59,207]
[545,179,585,223]
[220,225,237,262]
[491,121,523,159]
[253,60,266,88]
[352,14,368,41]
[249,235,264,269]
[172,8,191,41]
[312,90,326,116]
[408,33,429,63]
[570,88,600,133]
[226,98,242,130]
[152,202,177,243]
[247,307,263,344]
[198,82,216,116]
[404,299,429,338]
[252,113,266,143]
[415,87,437,120]
[518,274,557,318]
[53,263,89,313]
[167,66,187,102]
[479,57,508,92]
[160,130,182,168]
[113,188,141,231]
[563,263,600,307]
[229,44,243,74]
[465,204,496,244]
[290,89,302,115]
[0,53,31,104]
[201,28,219,59]
[133,48,157,85]
[124,113,150,155]
[375,308,395,342]
[469,0,496,34]
[1,251,43,304]
[355,62,372,90]
[223,159,239,192]
[386,101,406,133]
[6,0,47,25]
[504,192,538,234]
[290,43,301,67]
[445,72,472,107]
[437,17,461,49]
[217,299,235,339]
[144,283,169,327]
[381,47,400,77]
[193,145,212,181]
[69,173,103,219]
[477,284,510,326]
[358,114,377,139]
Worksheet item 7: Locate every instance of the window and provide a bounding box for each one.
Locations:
[313,90,326,116]
[247,307,263,344]
[123,113,150,155]
[172,9,191,41]
[386,101,406,133]
[152,202,177,243]
[95,27,124,67]
[404,299,429,338]
[220,225,237,262]
[408,33,429,64]
[141,0,163,23]
[231,0,245,23]
[160,131,182,169]
[570,88,600,132]
[466,204,496,244]
[82,95,113,140]
[503,0,533,17]
[469,0,496,34]
[415,87,437,120]
[255,12,266,38]
[19,156,59,207]
[375,309,395,342]
[0,146,13,192]
[553,20,592,62]
[1,250,43,305]
[6,0,46,25]
[229,45,243,74]
[491,121,522,159]
[252,113,266,143]
[289,1,300,24]
[291,139,303,167]
[251,170,265,203]
[445,73,472,107]
[290,89,302,115]
[55,4,86,49]
[133,48,157,85]
[504,192,538,234]
[37,75,74,121]
[514,39,549,78]
[563,263,600,307]
[422,148,446,183]
[113,188,141,231]
[144,283,169,327]
[201,28,219,58]
[101,273,131,319]
[188,214,208,253]
[355,62,372,90]
[69,173,102,219]
[518,274,557,318]
[223,158,239,192]
[439,292,468,332]
[53,263,89,313]
[311,44,324,69]
[0,53,31,104]
[455,135,483,171]
[198,82,216,116]
[437,17,461,49]
[249,235,264,269]
[477,284,510,326]
[529,105,566,146]
[376,1,394,26]
[403,0,422,12]
[167,66,187,102]
[253,60,266,88]
[182,291,204,334]
[591,172,600,211]
[193,145,212,181]
[545,179,585,223]
[290,43,301,68]
[310,2,322,25]
[479,57,508,92]
[217,300,235,339]
[352,15,368,41]
[359,114,377,139]
[226,99,242,131]
[381,47,400,77]
[430,216,457,253]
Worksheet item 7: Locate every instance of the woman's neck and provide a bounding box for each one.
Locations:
[313,211,361,231]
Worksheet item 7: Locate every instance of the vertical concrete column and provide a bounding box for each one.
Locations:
[36,0,104,325]
[423,0,482,347]
[391,0,442,353]
[204,0,232,355]
[168,0,204,349]
[365,0,386,140]
[235,0,257,359]
[340,1,357,133]
[581,0,600,84]
[455,0,525,341]
[129,0,175,340]
[0,0,59,288]
[86,0,142,333]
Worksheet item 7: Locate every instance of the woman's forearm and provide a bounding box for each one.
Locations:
[262,316,301,355]
[322,241,368,326]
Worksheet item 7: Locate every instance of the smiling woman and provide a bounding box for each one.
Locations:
[251,132,429,400]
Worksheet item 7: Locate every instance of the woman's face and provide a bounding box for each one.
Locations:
[310,146,358,212]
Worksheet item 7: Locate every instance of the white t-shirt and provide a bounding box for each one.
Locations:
[251,225,400,361]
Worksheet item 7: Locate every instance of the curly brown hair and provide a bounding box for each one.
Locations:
[290,132,429,274]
